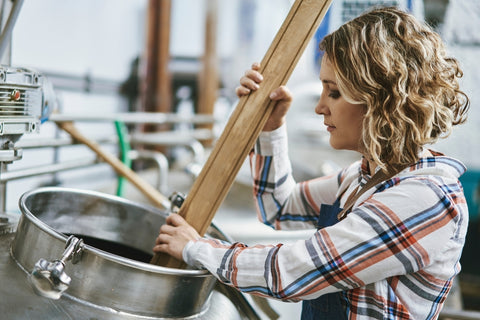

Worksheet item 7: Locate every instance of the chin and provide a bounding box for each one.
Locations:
[329,139,358,152]
[329,138,344,150]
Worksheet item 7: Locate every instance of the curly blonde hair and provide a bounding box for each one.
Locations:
[320,7,469,172]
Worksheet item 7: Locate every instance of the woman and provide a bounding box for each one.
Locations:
[154,7,470,319]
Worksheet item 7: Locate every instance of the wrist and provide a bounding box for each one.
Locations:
[182,240,206,270]
[263,119,285,132]
[256,123,288,155]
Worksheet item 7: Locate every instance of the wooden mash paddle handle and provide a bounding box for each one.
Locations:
[57,121,171,209]
[151,0,334,268]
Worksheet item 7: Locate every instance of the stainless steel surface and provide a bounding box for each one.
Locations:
[1,232,255,320]
[12,187,218,318]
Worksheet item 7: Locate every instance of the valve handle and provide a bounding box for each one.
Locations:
[29,236,84,299]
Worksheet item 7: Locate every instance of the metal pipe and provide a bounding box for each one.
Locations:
[128,149,169,194]
[40,70,121,94]
[188,139,206,164]
[49,113,216,125]
[0,1,7,48]
[0,0,24,61]
[16,136,117,149]
[129,132,206,164]
[0,162,6,212]
[0,157,100,182]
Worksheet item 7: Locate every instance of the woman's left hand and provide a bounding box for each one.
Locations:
[153,214,201,262]
[236,62,293,132]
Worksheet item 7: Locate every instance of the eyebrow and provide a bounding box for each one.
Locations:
[321,79,337,85]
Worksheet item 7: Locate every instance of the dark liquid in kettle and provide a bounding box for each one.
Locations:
[67,234,153,263]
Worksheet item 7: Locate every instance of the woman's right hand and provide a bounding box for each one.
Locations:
[235,62,293,132]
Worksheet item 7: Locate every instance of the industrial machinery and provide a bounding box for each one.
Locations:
[0,65,52,160]
[0,64,54,230]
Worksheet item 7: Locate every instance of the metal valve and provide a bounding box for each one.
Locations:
[168,191,186,213]
[29,235,84,300]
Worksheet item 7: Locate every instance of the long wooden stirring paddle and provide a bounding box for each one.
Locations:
[150,0,334,268]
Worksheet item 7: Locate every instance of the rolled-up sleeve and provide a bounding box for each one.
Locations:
[250,124,342,230]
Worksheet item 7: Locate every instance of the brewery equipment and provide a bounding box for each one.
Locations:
[3,187,259,319]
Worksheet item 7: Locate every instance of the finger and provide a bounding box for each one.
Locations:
[235,86,251,98]
[251,62,261,70]
[159,223,176,235]
[236,76,260,98]
[152,242,184,261]
[152,234,188,261]
[240,76,261,91]
[166,213,187,227]
[152,243,168,253]
[155,232,172,245]
[269,86,292,102]
[244,69,263,83]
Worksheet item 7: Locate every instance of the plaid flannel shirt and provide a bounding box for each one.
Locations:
[184,125,468,319]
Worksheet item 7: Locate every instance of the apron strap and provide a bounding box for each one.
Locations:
[337,164,409,221]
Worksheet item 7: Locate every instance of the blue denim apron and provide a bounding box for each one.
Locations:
[300,198,348,320]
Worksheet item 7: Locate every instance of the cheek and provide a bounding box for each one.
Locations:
[351,115,365,140]
[350,105,366,128]
[340,109,363,128]
[342,108,366,139]
[354,116,365,133]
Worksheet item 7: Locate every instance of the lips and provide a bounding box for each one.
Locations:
[324,123,335,132]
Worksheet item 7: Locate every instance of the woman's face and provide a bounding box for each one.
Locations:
[315,57,367,153]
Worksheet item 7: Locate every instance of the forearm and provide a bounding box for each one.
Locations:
[250,124,340,229]
[183,237,335,301]
[250,124,301,229]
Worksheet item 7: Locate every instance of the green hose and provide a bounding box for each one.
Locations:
[114,120,131,197]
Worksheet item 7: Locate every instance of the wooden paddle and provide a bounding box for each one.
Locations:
[151,0,333,268]
[57,121,171,209]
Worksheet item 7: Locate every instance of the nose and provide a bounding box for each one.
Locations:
[315,91,329,115]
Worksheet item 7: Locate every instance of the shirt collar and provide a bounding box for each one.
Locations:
[358,149,466,183]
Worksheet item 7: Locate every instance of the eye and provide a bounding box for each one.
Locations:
[328,90,341,99]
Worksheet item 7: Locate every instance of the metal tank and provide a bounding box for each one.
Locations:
[0,187,260,319]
